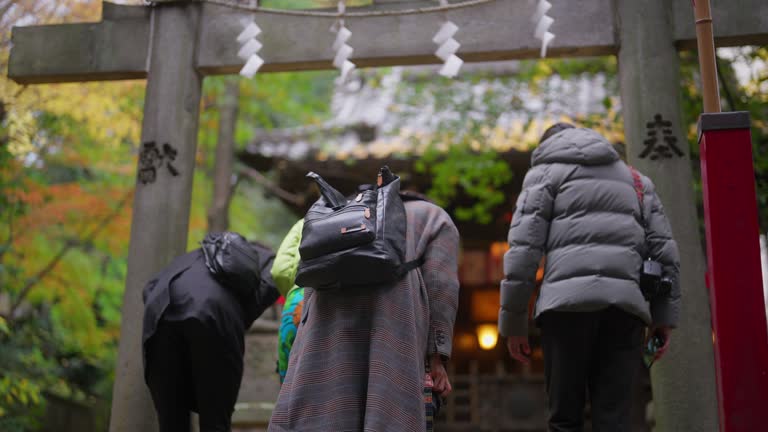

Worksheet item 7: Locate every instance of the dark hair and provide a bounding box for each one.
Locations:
[539,122,576,144]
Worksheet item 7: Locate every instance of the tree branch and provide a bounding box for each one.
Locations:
[207,78,240,233]
[228,173,242,207]
[0,104,13,263]
[0,0,14,25]
[0,199,19,263]
[9,189,134,318]
[13,84,28,99]
[238,165,306,208]
[1,144,55,249]
[715,55,738,111]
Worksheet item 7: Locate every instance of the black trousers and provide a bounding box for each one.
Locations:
[539,307,644,432]
[145,319,244,432]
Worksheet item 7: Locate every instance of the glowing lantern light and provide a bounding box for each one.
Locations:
[476,324,498,350]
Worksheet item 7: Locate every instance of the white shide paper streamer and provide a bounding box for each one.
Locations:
[237,21,264,78]
[433,20,463,78]
[531,0,555,58]
[332,1,356,84]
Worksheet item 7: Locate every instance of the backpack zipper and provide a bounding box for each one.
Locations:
[304,204,371,225]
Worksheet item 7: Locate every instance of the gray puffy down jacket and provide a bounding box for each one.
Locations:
[498,128,681,337]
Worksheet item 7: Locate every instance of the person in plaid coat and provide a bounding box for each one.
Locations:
[269,199,460,431]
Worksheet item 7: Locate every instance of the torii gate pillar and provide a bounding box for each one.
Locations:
[617,0,719,430]
[109,3,203,432]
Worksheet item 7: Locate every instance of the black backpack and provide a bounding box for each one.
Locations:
[295,166,422,291]
[201,231,262,298]
[199,231,280,323]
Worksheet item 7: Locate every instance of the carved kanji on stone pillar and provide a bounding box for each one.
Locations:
[639,113,685,160]
[138,141,180,184]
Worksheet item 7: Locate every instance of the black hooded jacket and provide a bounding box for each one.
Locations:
[142,243,279,359]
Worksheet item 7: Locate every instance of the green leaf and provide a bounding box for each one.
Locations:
[0,317,8,335]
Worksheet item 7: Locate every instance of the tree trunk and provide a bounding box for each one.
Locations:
[207,78,240,233]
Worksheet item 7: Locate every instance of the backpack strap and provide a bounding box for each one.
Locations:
[397,257,425,277]
[399,190,433,204]
[629,166,646,228]
[629,166,653,263]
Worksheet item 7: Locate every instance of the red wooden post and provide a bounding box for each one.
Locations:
[699,111,768,430]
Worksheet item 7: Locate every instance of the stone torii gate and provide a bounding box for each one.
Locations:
[8,1,768,431]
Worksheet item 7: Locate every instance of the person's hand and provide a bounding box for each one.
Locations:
[647,326,672,360]
[429,354,452,396]
[506,335,531,364]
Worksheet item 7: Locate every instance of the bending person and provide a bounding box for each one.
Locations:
[142,232,280,432]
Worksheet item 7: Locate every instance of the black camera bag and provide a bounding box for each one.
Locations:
[630,167,669,301]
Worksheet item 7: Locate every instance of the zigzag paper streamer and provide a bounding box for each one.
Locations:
[332,1,356,84]
[530,0,555,58]
[237,21,264,78]
[433,20,463,78]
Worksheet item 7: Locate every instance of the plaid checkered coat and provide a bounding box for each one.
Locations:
[268,200,460,431]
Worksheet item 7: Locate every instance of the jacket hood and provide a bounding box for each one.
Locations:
[201,232,264,296]
[532,128,619,167]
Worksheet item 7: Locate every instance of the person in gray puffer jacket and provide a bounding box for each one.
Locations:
[498,123,680,431]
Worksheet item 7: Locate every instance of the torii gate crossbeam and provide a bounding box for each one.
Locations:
[9,0,768,83]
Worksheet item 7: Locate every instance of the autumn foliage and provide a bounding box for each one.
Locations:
[0,1,145,429]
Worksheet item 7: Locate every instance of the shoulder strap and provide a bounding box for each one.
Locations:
[397,257,425,278]
[399,190,432,204]
[629,166,646,227]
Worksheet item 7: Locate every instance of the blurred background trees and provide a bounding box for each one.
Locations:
[0,0,765,430]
